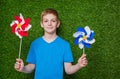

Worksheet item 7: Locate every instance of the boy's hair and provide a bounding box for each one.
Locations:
[41,8,59,21]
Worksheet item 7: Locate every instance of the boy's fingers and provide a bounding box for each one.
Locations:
[14,63,20,70]
[16,58,22,61]
[14,62,23,70]
[16,58,23,63]
[81,54,87,59]
[82,57,87,61]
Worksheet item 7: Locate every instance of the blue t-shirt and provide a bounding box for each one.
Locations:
[26,36,74,79]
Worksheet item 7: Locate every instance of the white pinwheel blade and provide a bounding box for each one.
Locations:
[10,20,19,27]
[85,26,91,37]
[73,31,85,38]
[73,32,81,38]
[85,39,95,44]
[16,31,22,38]
[25,25,32,31]
[20,13,25,25]
[78,43,84,49]
[89,39,95,44]
[78,37,83,43]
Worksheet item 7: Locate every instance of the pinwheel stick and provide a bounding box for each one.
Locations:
[83,47,85,54]
[18,38,22,58]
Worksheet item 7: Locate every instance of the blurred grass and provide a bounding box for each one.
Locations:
[0,0,120,79]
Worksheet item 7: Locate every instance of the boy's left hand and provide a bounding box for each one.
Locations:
[77,54,88,68]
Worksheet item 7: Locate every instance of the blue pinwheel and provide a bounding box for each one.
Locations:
[73,26,95,53]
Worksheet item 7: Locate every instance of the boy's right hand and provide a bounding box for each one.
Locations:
[14,58,24,72]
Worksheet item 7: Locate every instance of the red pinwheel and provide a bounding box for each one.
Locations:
[10,13,31,38]
[10,13,32,58]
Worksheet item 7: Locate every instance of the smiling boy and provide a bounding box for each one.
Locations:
[14,8,88,79]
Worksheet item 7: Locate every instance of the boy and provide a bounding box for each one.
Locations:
[14,8,88,79]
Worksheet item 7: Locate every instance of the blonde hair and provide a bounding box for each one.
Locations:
[41,8,59,21]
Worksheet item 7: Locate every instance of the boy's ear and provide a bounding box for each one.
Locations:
[40,22,43,28]
[57,20,60,28]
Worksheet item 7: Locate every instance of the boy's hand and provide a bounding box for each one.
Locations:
[77,54,88,68]
[14,58,24,72]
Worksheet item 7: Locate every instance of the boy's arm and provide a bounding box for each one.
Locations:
[64,54,88,74]
[14,59,35,73]
[22,64,35,73]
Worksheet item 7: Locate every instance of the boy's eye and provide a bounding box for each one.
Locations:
[52,20,57,22]
[52,21,56,22]
[44,20,48,22]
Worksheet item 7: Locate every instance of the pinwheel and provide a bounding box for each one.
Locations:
[10,13,32,58]
[73,26,95,53]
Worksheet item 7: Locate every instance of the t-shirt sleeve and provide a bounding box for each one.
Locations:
[26,42,36,64]
[64,43,74,62]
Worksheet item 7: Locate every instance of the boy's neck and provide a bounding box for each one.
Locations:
[43,33,58,43]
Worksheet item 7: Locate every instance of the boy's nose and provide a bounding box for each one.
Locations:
[48,21,52,26]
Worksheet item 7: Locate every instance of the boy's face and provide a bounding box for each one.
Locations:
[41,14,60,34]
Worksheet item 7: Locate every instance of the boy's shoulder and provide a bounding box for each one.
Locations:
[31,37,42,45]
[57,36,70,45]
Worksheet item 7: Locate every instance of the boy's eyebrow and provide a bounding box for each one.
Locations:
[43,18,57,20]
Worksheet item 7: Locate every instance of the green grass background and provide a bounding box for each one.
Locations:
[0,0,120,79]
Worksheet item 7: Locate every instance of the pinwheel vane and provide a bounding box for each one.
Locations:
[73,26,95,53]
[10,13,32,58]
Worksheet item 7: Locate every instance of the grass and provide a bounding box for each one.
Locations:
[0,0,120,79]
